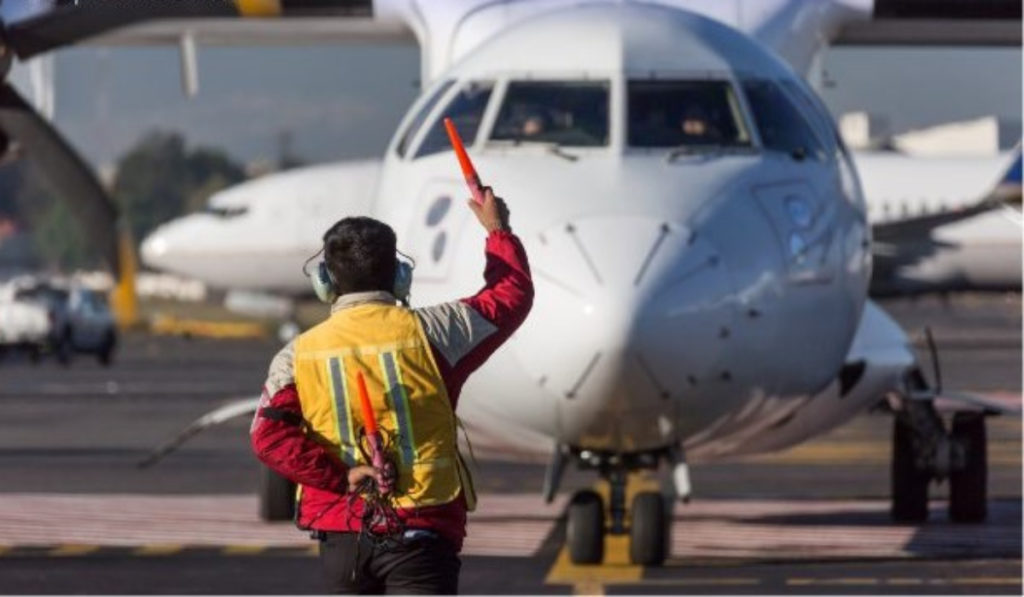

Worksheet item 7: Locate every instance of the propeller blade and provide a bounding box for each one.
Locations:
[0,81,118,273]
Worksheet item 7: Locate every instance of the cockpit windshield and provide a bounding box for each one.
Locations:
[416,81,495,159]
[628,80,751,149]
[491,81,609,147]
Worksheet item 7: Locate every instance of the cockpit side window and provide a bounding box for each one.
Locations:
[415,81,494,159]
[627,80,752,148]
[491,81,609,147]
[779,79,837,155]
[395,79,455,158]
[742,79,827,162]
[205,206,248,218]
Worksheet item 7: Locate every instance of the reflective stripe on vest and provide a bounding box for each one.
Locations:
[326,356,357,466]
[378,351,417,466]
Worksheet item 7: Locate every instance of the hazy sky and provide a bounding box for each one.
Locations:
[51,44,421,167]
[28,43,1024,168]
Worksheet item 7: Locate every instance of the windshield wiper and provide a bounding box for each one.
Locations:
[666,144,723,163]
[506,137,579,162]
[665,144,756,163]
[546,144,579,162]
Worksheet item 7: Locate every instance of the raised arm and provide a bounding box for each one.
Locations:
[417,189,534,401]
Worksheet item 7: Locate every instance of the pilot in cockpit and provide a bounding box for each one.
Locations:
[520,111,548,139]
[678,104,722,144]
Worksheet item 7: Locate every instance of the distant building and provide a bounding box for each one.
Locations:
[839,111,891,150]
[840,112,1018,156]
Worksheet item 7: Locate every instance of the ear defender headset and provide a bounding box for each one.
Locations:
[304,249,416,305]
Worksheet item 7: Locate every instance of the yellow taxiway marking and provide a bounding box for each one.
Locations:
[785,578,814,586]
[49,544,99,557]
[788,578,879,587]
[306,543,320,557]
[221,545,266,555]
[789,577,1021,587]
[834,578,880,586]
[548,473,665,591]
[149,315,268,339]
[745,440,1021,465]
[885,577,925,585]
[640,578,762,586]
[235,0,282,17]
[133,544,183,556]
[593,474,661,506]
[949,577,1023,586]
[573,580,603,595]
[0,546,9,557]
[545,536,643,587]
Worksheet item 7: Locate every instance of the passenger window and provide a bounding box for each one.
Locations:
[415,81,494,159]
[395,79,455,158]
[742,79,826,162]
[628,80,751,149]
[491,81,609,147]
[205,206,248,219]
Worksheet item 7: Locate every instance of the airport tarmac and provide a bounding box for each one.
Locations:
[0,294,1019,594]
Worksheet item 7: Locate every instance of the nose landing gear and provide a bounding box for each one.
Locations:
[630,491,668,566]
[890,369,989,524]
[567,489,604,564]
[563,449,672,566]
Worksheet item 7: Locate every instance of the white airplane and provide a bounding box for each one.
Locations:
[31,0,1018,566]
[855,150,1022,294]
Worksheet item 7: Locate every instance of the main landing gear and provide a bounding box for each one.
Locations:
[890,371,988,524]
[559,449,674,566]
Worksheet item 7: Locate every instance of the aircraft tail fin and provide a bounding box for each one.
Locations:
[991,144,1021,205]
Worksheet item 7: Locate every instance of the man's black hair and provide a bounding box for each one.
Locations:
[322,217,397,296]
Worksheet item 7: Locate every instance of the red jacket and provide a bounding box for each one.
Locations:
[250,230,533,550]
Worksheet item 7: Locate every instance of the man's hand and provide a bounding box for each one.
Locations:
[468,187,510,233]
[346,465,382,492]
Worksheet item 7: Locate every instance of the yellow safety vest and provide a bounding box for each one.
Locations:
[293,302,475,511]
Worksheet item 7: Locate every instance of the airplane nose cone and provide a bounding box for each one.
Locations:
[140,215,211,276]
[140,229,170,268]
[514,216,736,450]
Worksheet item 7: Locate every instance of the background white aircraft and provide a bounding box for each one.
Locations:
[140,146,1022,297]
[857,150,1021,293]
[2,0,1019,567]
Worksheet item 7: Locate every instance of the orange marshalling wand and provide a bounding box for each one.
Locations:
[355,371,392,495]
[443,117,485,205]
[355,371,378,436]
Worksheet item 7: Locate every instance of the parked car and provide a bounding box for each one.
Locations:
[0,278,52,361]
[0,277,117,366]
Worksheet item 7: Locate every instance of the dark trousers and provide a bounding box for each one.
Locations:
[319,531,461,594]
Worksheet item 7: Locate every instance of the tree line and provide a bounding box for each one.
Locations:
[0,130,247,270]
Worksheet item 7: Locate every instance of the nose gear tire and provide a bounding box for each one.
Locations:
[629,491,667,566]
[567,490,604,564]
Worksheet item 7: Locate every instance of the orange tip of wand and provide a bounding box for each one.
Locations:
[355,371,378,436]
[443,117,485,205]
